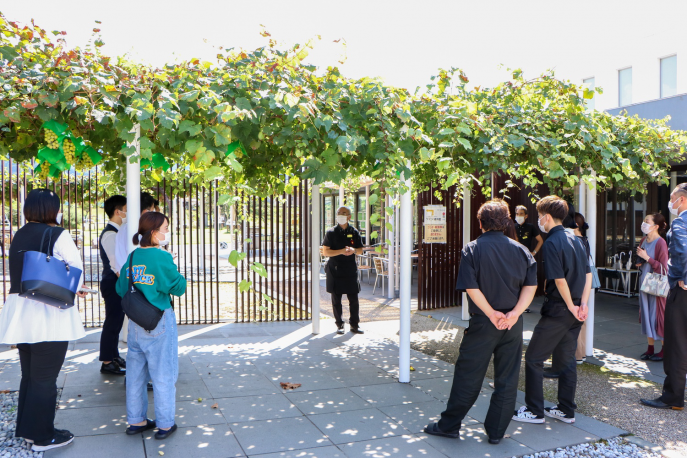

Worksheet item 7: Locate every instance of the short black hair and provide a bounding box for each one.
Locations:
[104,195,127,219]
[536,196,568,222]
[24,189,60,225]
[141,192,156,212]
[515,205,528,216]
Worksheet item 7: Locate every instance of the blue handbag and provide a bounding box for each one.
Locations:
[18,227,83,309]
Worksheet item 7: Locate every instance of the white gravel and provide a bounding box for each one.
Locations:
[0,392,43,458]
[520,438,664,458]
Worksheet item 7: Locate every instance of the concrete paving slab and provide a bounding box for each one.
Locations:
[420,426,536,458]
[202,372,281,399]
[505,418,600,451]
[338,434,447,458]
[308,408,409,445]
[326,367,396,387]
[43,432,145,458]
[151,399,228,427]
[59,385,127,409]
[231,417,333,456]
[349,383,436,408]
[54,405,129,436]
[377,401,480,434]
[249,445,345,458]
[142,424,245,458]
[265,368,347,391]
[217,393,303,422]
[285,388,371,415]
[410,377,452,402]
[573,413,628,439]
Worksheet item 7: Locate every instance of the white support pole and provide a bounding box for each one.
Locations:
[387,196,396,299]
[339,186,345,208]
[670,171,678,223]
[122,124,141,343]
[399,173,412,383]
[461,184,471,321]
[365,185,371,245]
[311,184,321,334]
[585,174,597,358]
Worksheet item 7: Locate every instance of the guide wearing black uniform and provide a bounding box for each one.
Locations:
[424,200,537,445]
[322,207,364,334]
[514,196,591,426]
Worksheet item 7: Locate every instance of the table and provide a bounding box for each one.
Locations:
[596,267,641,298]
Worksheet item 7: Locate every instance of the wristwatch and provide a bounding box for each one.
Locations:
[532,250,537,255]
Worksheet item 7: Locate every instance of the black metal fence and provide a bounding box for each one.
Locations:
[0,161,312,326]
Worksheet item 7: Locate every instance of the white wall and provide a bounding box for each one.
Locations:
[580,30,687,111]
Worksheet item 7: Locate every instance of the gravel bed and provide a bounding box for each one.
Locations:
[522,437,663,458]
[0,391,42,458]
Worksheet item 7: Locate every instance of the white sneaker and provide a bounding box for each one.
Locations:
[544,406,575,424]
[576,357,586,365]
[512,406,545,424]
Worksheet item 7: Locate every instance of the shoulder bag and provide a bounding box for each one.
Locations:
[19,227,83,309]
[121,249,164,331]
[589,254,601,289]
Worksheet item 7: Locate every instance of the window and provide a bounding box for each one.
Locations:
[618,68,632,106]
[661,55,677,98]
[357,194,367,240]
[583,77,595,110]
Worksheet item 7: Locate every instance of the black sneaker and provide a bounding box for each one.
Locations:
[336,325,345,335]
[350,327,364,334]
[544,406,575,424]
[100,361,125,375]
[25,428,70,444]
[423,422,459,439]
[113,356,127,368]
[512,406,544,424]
[32,430,75,452]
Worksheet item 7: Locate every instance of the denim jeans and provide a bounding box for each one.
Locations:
[126,308,178,429]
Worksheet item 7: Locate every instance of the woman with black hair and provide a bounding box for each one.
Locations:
[0,189,87,452]
[116,212,186,440]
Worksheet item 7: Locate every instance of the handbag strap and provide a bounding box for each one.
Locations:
[128,249,136,290]
[38,226,65,258]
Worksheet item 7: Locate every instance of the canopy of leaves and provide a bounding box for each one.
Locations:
[1,14,685,205]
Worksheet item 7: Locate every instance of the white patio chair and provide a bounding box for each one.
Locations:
[357,254,373,284]
[373,257,389,295]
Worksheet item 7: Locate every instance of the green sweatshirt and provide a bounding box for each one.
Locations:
[116,247,186,311]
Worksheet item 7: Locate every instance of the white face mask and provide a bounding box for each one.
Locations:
[336,215,349,226]
[120,211,127,225]
[515,216,525,225]
[56,212,63,225]
[157,231,170,246]
[641,222,654,235]
[537,215,548,233]
[670,198,682,216]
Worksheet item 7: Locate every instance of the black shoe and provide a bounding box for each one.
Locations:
[155,424,178,440]
[147,382,154,391]
[640,398,684,410]
[423,422,459,439]
[524,308,532,313]
[350,327,364,334]
[336,325,345,335]
[543,370,561,379]
[25,428,69,444]
[640,352,654,361]
[100,361,125,375]
[113,356,127,368]
[649,354,664,362]
[488,437,502,445]
[126,419,156,435]
[32,430,75,452]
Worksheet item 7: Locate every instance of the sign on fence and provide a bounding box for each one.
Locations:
[423,205,446,224]
[423,205,446,243]
[423,224,446,243]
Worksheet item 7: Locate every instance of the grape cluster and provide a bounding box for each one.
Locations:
[76,152,94,171]
[63,138,76,164]
[38,162,50,181]
[44,130,59,149]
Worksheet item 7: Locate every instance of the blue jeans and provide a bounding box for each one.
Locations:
[126,308,178,429]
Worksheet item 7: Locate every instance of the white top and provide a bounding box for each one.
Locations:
[100,221,120,272]
[114,224,130,273]
[0,230,86,344]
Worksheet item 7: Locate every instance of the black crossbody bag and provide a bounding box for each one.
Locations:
[121,250,163,331]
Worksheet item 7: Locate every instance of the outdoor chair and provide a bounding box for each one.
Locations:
[357,254,373,284]
[373,257,389,296]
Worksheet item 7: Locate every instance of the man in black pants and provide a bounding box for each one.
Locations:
[513,196,591,425]
[424,200,537,444]
[641,184,687,410]
[98,195,127,375]
[322,206,364,334]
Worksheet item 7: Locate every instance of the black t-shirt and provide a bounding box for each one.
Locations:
[322,224,364,277]
[542,226,591,303]
[455,231,538,315]
[515,222,540,251]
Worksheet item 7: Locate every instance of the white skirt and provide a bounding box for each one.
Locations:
[0,294,86,344]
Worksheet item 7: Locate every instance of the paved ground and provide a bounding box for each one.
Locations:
[0,319,624,458]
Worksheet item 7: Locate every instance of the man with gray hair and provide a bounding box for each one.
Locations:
[322,206,364,334]
[641,183,687,410]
